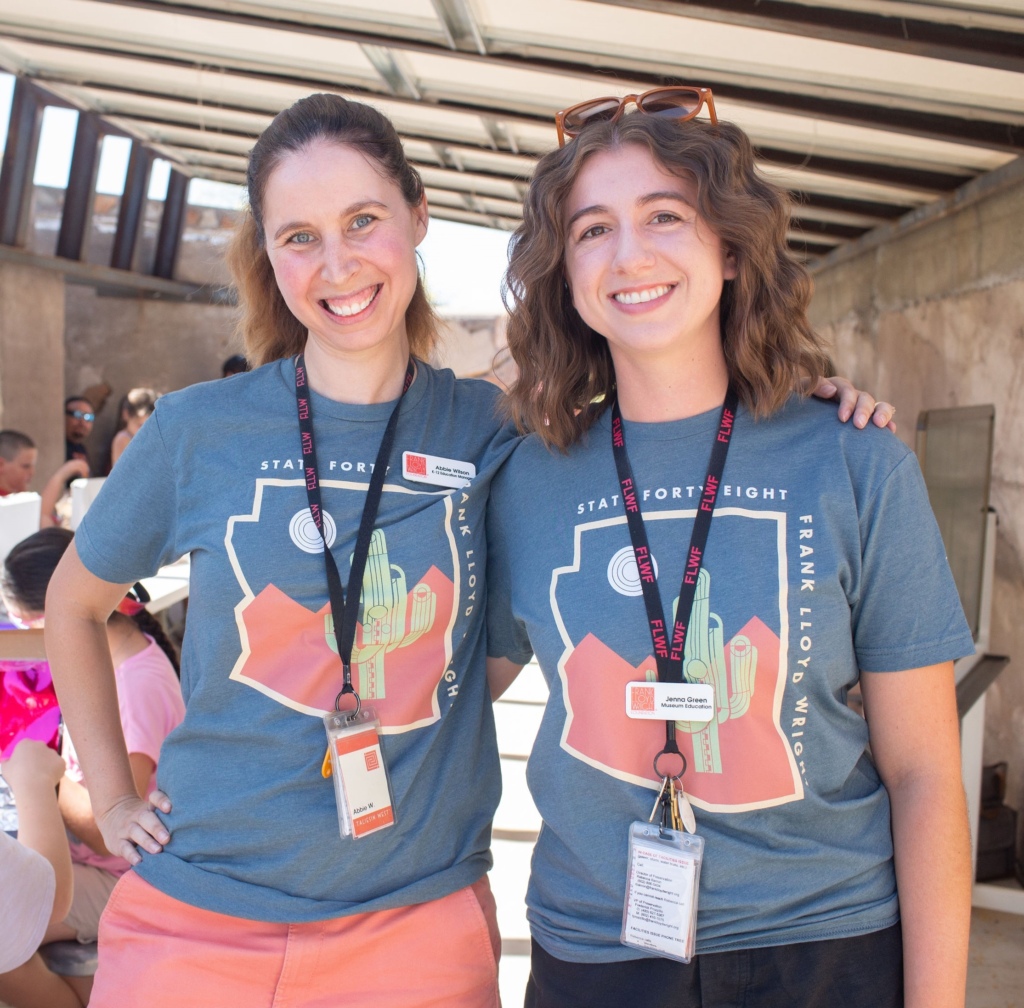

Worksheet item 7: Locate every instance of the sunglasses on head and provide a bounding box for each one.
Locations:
[555,86,717,147]
[66,409,95,422]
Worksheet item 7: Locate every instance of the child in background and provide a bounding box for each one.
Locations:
[0,428,91,529]
[108,388,158,471]
[0,430,37,497]
[0,739,85,1008]
[1,528,184,958]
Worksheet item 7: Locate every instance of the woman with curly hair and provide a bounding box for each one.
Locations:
[487,92,972,1008]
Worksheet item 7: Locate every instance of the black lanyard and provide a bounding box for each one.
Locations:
[610,389,738,770]
[294,353,414,710]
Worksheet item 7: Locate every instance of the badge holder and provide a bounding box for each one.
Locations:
[611,389,735,965]
[621,749,704,963]
[322,693,396,840]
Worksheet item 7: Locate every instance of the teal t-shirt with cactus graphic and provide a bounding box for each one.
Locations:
[75,358,518,922]
[487,395,973,961]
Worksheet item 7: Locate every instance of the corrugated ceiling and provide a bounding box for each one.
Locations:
[0,0,1021,259]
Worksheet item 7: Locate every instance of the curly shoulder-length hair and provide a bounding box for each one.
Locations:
[502,114,829,450]
[226,93,440,367]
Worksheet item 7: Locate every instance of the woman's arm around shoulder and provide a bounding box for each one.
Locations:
[811,376,896,432]
[861,662,971,1008]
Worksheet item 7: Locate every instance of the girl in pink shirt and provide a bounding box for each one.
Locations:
[1,528,184,955]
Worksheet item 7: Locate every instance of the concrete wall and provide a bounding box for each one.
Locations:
[63,286,241,469]
[0,261,66,489]
[808,159,1024,835]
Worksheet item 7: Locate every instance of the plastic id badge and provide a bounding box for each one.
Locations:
[323,708,395,839]
[621,821,704,963]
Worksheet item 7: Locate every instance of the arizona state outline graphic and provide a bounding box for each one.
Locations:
[552,507,804,812]
[225,478,460,734]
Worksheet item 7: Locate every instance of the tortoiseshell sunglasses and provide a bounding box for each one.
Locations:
[555,86,717,146]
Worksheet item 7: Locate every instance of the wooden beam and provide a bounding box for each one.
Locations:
[55,112,101,261]
[582,0,1024,75]
[792,192,912,222]
[0,78,42,248]
[757,146,973,196]
[25,4,1024,152]
[153,167,187,279]
[110,142,152,269]
[790,217,869,242]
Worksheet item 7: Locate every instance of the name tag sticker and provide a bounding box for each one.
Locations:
[625,681,715,723]
[402,451,476,489]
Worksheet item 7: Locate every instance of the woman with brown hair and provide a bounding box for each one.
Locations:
[43,93,518,1008]
[487,94,972,1008]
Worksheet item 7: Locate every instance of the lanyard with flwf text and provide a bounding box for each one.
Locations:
[610,388,738,781]
[294,353,414,711]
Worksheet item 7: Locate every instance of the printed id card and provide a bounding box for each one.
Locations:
[621,821,704,963]
[323,707,395,839]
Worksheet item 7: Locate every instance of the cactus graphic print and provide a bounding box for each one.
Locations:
[226,479,460,733]
[552,508,803,811]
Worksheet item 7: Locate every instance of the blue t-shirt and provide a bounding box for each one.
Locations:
[76,359,519,922]
[487,395,974,961]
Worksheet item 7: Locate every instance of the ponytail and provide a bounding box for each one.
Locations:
[132,609,180,678]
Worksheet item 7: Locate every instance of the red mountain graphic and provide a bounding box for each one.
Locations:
[234,566,455,729]
[563,616,800,808]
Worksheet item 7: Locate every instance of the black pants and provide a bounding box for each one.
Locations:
[524,923,903,1008]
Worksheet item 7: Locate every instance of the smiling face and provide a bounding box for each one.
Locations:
[562,143,736,371]
[262,140,428,361]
